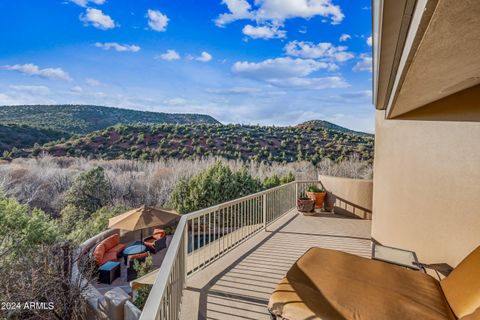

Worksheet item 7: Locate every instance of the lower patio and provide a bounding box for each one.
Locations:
[179,209,372,320]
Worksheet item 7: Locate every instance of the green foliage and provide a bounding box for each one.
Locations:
[169,162,262,214]
[0,193,59,259]
[20,122,374,164]
[60,204,89,235]
[133,256,154,310]
[67,205,129,244]
[64,166,111,214]
[0,104,219,134]
[306,185,326,193]
[0,123,68,154]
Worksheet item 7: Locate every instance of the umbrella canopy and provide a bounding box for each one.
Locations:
[108,205,179,231]
[130,267,160,290]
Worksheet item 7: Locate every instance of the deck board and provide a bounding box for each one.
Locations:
[180,210,372,320]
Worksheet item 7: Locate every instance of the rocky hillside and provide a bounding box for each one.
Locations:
[9,123,374,164]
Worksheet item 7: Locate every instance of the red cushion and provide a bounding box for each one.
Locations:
[153,229,166,239]
[100,251,118,265]
[109,243,126,256]
[94,243,106,266]
[144,238,156,247]
[102,234,120,251]
[129,252,149,260]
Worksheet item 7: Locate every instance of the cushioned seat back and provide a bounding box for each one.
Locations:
[94,243,105,266]
[441,245,480,318]
[103,234,120,251]
[153,229,166,239]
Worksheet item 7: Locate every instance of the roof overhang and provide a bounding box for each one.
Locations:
[373,0,480,120]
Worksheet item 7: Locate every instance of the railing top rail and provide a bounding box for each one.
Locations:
[185,181,297,219]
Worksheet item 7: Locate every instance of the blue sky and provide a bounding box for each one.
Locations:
[0,0,373,132]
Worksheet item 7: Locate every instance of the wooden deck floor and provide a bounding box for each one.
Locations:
[180,209,372,320]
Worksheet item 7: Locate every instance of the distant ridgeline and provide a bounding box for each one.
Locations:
[0,104,220,153]
[5,121,375,164]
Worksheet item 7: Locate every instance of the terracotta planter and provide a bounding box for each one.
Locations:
[297,198,315,213]
[306,191,326,209]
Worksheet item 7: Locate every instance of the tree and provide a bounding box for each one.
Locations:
[0,242,93,320]
[0,193,59,259]
[169,162,261,214]
[67,205,129,244]
[64,167,111,214]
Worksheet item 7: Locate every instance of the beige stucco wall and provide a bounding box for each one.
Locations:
[319,175,373,220]
[372,110,480,267]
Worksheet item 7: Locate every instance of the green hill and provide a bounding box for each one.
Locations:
[0,104,220,134]
[11,123,374,164]
[297,120,373,136]
[0,124,69,154]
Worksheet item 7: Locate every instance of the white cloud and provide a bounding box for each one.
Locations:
[158,49,180,61]
[215,0,254,27]
[233,57,333,79]
[2,63,72,81]
[284,41,354,62]
[85,78,101,86]
[298,27,307,34]
[163,97,187,106]
[339,33,351,42]
[9,85,50,95]
[70,86,84,93]
[70,0,106,7]
[232,57,347,90]
[207,87,262,95]
[340,90,372,99]
[80,8,115,30]
[267,76,349,90]
[353,54,372,72]
[196,52,213,62]
[146,9,169,32]
[366,36,372,46]
[215,0,344,27]
[242,24,286,39]
[95,42,141,52]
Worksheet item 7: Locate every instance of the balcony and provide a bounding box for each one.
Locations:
[140,181,373,320]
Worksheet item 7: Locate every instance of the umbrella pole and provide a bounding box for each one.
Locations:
[140,229,143,247]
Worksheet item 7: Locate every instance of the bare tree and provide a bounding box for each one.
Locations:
[0,242,94,320]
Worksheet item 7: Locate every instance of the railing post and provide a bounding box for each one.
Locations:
[295,182,298,203]
[183,222,188,282]
[262,193,267,231]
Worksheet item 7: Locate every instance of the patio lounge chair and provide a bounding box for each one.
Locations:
[268,246,480,320]
[144,228,167,254]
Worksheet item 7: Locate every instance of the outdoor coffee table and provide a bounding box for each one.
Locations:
[123,244,146,265]
[98,261,121,284]
[372,243,425,272]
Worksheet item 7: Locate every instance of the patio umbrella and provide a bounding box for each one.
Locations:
[130,267,160,290]
[108,205,179,244]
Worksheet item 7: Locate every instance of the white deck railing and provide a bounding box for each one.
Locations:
[140,180,322,320]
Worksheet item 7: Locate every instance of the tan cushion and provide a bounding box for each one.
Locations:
[441,245,480,319]
[269,247,455,320]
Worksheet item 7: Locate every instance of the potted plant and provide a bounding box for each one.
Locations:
[306,185,327,209]
[297,192,315,215]
[164,226,175,247]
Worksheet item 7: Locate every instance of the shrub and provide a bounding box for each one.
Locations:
[64,166,111,214]
[68,205,129,243]
[133,256,154,310]
[0,193,59,259]
[169,162,262,214]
